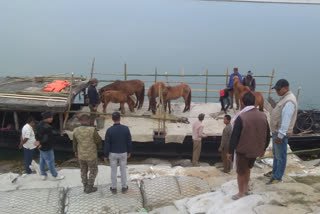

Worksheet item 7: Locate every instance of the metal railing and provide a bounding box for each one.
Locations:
[90,59,277,103]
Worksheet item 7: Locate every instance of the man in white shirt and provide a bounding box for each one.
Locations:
[19,117,36,174]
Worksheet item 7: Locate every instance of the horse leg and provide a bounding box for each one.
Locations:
[120,102,125,114]
[103,101,109,113]
[103,101,107,113]
[229,90,234,109]
[168,100,171,114]
[235,91,240,110]
[134,92,139,108]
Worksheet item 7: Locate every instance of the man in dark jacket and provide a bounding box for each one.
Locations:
[35,112,64,180]
[228,92,270,200]
[104,111,132,194]
[88,78,99,125]
[243,71,256,91]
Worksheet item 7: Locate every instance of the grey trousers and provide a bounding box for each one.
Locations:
[109,152,128,189]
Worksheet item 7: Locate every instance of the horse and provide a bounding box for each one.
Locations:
[233,76,264,111]
[99,80,145,109]
[100,90,135,114]
[147,81,166,114]
[162,83,192,114]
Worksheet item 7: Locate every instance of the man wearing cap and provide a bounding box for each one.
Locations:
[192,113,207,166]
[88,78,99,126]
[104,112,132,194]
[267,79,297,184]
[227,67,242,110]
[73,114,102,193]
[243,71,256,91]
[35,112,64,180]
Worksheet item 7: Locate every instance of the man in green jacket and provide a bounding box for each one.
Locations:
[73,114,102,193]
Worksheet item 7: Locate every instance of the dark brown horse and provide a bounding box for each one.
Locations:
[101,90,135,114]
[162,83,191,114]
[233,76,264,111]
[99,80,145,109]
[147,81,165,114]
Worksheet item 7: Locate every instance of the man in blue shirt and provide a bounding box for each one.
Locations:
[267,79,297,184]
[88,78,99,125]
[104,112,132,194]
[227,68,242,110]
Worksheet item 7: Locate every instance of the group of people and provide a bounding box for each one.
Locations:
[220,68,256,113]
[192,78,297,200]
[20,111,132,195]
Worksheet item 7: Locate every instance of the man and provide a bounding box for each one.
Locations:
[267,79,297,184]
[243,71,256,91]
[19,117,36,174]
[227,67,242,110]
[219,88,231,114]
[88,78,99,126]
[73,114,102,193]
[218,115,232,173]
[35,112,64,180]
[192,113,207,167]
[104,112,132,194]
[228,92,270,200]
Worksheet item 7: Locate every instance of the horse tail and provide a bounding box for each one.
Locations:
[139,83,145,109]
[259,93,264,112]
[186,89,191,111]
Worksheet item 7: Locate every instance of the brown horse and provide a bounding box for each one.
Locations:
[233,76,264,111]
[147,81,166,114]
[101,90,135,114]
[162,83,191,114]
[99,80,145,109]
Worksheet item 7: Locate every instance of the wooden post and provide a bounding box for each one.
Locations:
[124,63,127,80]
[226,67,229,87]
[13,112,19,131]
[155,67,157,83]
[165,72,169,85]
[63,72,74,129]
[158,84,162,136]
[268,69,275,98]
[296,87,301,103]
[1,112,6,128]
[205,68,208,103]
[59,113,63,136]
[90,57,95,79]
[180,68,184,103]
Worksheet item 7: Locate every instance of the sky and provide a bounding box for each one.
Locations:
[0,0,319,108]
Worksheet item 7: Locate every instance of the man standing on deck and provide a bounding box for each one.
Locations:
[19,116,36,174]
[228,92,270,200]
[35,112,64,180]
[243,71,256,91]
[88,78,99,126]
[73,114,102,193]
[227,67,242,110]
[218,114,232,173]
[267,79,297,184]
[104,112,132,194]
[192,113,207,167]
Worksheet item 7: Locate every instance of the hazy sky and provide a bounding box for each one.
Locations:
[1,0,319,108]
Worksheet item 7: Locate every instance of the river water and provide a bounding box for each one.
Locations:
[1,0,319,109]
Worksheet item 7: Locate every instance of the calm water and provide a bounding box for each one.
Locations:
[1,0,320,109]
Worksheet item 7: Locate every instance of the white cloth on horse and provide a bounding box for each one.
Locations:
[231,105,256,169]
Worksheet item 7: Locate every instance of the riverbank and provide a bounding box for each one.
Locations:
[0,146,320,213]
